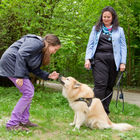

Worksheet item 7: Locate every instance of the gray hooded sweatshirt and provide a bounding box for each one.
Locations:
[0,34,49,80]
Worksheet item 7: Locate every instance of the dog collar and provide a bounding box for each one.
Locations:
[74,97,93,107]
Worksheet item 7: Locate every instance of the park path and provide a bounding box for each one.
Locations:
[112,90,140,107]
[44,82,140,107]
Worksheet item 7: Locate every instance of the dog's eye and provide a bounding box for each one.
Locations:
[66,78,69,80]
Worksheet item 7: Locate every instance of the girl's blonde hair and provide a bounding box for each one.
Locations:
[42,34,61,65]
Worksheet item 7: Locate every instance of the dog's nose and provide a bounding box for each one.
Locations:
[58,75,62,81]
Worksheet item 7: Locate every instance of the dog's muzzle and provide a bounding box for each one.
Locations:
[58,75,62,81]
[58,75,65,85]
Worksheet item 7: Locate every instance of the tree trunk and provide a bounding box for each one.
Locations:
[127,25,131,86]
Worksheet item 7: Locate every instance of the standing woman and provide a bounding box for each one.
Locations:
[85,6,127,114]
[0,34,61,131]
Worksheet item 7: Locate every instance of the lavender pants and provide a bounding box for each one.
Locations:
[6,78,34,127]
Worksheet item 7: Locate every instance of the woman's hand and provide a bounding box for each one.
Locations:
[48,71,59,80]
[16,79,23,87]
[120,64,126,72]
[84,59,91,70]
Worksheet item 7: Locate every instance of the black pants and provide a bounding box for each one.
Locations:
[92,52,118,114]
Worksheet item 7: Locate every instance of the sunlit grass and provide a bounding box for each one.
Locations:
[0,85,140,140]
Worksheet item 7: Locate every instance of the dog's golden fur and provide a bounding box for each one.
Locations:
[60,76,133,131]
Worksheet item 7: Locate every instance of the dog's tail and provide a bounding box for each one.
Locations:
[111,123,133,131]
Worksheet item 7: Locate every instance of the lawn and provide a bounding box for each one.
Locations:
[0,85,140,140]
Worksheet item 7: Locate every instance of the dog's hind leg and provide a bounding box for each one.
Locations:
[73,111,86,131]
[70,113,77,126]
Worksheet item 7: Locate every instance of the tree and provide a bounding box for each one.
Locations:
[0,0,140,86]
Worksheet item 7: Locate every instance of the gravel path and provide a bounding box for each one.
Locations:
[113,90,140,107]
[44,82,140,107]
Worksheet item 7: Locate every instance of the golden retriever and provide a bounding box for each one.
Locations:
[60,76,133,131]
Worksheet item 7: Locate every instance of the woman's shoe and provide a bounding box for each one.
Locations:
[6,125,29,131]
[20,120,38,127]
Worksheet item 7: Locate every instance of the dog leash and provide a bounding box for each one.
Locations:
[116,71,125,112]
[59,73,125,111]
[101,71,125,112]
[101,91,113,102]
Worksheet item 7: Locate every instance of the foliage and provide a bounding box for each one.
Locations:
[0,0,139,86]
[0,86,140,140]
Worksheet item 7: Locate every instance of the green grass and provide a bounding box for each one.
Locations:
[0,85,140,140]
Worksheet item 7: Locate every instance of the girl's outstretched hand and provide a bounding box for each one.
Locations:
[48,71,59,80]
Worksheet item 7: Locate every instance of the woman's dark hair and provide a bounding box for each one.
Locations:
[43,34,61,46]
[42,34,61,65]
[95,6,119,31]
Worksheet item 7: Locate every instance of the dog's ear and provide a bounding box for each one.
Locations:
[73,83,81,88]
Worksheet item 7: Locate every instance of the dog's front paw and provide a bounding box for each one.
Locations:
[69,122,75,126]
[72,127,80,132]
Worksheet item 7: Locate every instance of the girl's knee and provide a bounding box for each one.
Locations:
[28,90,34,99]
[22,88,34,99]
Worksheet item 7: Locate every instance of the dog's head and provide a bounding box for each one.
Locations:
[60,76,94,100]
[59,76,81,89]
